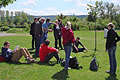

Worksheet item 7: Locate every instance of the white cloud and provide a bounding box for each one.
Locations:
[21,0,38,6]
[64,0,87,7]
[1,7,87,16]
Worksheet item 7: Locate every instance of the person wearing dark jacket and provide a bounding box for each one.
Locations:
[30,18,38,49]
[73,37,88,53]
[53,19,63,50]
[105,23,120,75]
[34,18,45,58]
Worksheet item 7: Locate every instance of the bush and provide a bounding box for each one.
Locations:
[1,26,10,31]
[7,28,26,33]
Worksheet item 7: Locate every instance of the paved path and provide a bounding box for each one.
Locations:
[0,32,16,36]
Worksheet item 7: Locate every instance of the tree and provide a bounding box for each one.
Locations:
[0,0,16,8]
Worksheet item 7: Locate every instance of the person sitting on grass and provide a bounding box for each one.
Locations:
[73,37,88,53]
[1,41,35,63]
[39,40,60,63]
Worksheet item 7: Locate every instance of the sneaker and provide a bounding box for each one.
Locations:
[64,67,71,70]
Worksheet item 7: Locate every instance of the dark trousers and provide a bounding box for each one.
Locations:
[73,48,85,53]
[35,36,43,57]
[54,34,62,48]
[32,35,35,48]
[44,52,59,63]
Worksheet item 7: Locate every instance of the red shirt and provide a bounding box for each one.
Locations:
[39,43,57,62]
[61,27,75,45]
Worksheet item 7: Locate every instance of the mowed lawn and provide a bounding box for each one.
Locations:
[0,31,120,80]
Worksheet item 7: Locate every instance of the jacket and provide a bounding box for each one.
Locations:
[61,27,75,46]
[34,21,43,38]
[106,29,120,50]
[30,22,36,36]
[39,43,57,62]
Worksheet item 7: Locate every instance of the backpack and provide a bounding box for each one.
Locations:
[61,57,82,69]
[89,57,99,71]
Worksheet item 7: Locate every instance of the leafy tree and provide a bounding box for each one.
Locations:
[0,0,16,8]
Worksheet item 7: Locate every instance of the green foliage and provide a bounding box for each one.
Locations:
[1,26,10,31]
[0,0,16,8]
[7,28,27,33]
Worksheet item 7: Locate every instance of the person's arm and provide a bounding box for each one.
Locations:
[48,47,58,53]
[115,31,120,42]
[73,43,78,52]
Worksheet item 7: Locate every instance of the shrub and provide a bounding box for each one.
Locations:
[1,26,10,31]
[7,28,26,33]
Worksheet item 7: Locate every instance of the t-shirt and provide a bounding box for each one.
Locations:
[73,41,83,51]
[42,22,52,33]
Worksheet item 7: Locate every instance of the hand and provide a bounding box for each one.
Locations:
[76,48,78,52]
[56,49,59,53]
[48,29,52,32]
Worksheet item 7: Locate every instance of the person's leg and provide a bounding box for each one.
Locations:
[113,46,117,74]
[24,48,32,59]
[32,35,35,49]
[64,45,72,69]
[108,47,114,74]
[35,36,40,57]
[55,36,58,48]
[44,52,59,63]
[59,35,63,49]
[78,48,85,52]
[11,48,23,62]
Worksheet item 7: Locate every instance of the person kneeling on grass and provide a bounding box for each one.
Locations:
[39,40,60,63]
[1,41,35,63]
[73,37,88,53]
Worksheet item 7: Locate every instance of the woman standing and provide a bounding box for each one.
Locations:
[105,23,120,75]
[61,22,75,70]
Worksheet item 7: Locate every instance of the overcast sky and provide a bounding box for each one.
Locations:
[1,0,120,16]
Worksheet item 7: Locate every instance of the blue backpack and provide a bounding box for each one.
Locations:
[89,57,99,71]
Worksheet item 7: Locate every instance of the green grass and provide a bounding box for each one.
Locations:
[0,31,120,80]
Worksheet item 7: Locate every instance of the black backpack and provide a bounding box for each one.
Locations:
[89,57,99,71]
[61,57,82,69]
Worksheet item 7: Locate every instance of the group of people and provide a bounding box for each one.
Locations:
[0,17,119,75]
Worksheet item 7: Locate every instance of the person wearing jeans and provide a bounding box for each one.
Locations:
[105,23,120,75]
[61,21,75,70]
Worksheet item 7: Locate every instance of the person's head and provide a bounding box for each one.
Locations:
[58,19,62,24]
[46,18,51,23]
[4,41,10,48]
[107,23,115,30]
[66,21,71,29]
[55,20,58,24]
[40,17,45,24]
[34,18,38,22]
[44,40,50,46]
[76,37,80,41]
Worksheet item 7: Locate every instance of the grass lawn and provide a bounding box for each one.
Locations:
[0,31,120,80]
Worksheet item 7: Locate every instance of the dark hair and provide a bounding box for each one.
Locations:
[58,19,61,22]
[34,18,37,21]
[44,40,50,46]
[46,18,51,22]
[107,23,115,28]
[76,37,80,40]
[4,41,10,46]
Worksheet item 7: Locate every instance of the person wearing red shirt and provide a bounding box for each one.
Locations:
[39,40,60,63]
[61,21,75,70]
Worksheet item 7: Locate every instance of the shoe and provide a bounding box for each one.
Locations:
[64,67,71,70]
[105,70,115,75]
[61,47,64,50]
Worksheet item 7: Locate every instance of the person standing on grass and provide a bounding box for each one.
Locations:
[73,37,88,53]
[30,18,38,49]
[39,40,60,63]
[1,41,35,63]
[34,18,45,58]
[53,19,63,50]
[42,18,57,42]
[61,21,75,70]
[105,23,120,75]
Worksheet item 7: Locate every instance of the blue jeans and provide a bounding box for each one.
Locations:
[43,33,48,42]
[108,46,117,74]
[64,43,72,69]
[35,36,43,56]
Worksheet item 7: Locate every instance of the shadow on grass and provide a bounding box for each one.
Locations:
[51,69,70,80]
[105,74,118,80]
[36,61,56,66]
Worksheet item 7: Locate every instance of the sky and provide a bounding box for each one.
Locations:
[1,0,120,16]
